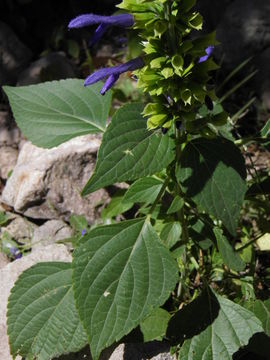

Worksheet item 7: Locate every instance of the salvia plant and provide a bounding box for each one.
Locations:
[3,0,270,359]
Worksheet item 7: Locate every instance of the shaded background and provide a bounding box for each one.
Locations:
[0,0,270,132]
[0,0,118,54]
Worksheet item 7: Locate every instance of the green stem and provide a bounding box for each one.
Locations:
[175,129,189,244]
[148,176,170,217]
[234,137,263,147]
[165,1,176,54]
[236,233,262,252]
[175,128,190,299]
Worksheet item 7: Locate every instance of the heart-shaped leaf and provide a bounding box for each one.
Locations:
[214,227,245,271]
[3,80,112,148]
[72,218,178,360]
[82,103,175,195]
[7,262,88,360]
[123,177,163,204]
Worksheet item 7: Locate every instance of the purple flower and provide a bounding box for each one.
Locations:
[68,13,134,46]
[198,46,214,63]
[85,57,144,95]
[81,229,86,236]
[9,247,22,259]
[90,24,109,47]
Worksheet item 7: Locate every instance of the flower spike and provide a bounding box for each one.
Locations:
[84,57,144,95]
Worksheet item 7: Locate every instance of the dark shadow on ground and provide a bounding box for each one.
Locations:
[166,288,220,346]
[233,332,270,360]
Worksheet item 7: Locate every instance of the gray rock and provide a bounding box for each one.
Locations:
[59,342,175,360]
[32,219,72,249]
[216,0,270,68]
[2,135,109,223]
[0,111,20,179]
[0,111,21,147]
[196,0,234,32]
[106,342,175,360]
[17,52,77,86]
[0,244,71,360]
[254,47,270,109]
[0,253,9,269]
[1,215,37,245]
[0,21,32,86]
[0,146,18,179]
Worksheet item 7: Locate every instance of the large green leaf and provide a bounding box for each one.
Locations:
[82,103,175,195]
[7,262,88,360]
[246,299,270,336]
[123,177,163,204]
[167,289,263,360]
[176,137,246,235]
[3,80,112,148]
[72,218,179,360]
[214,227,245,272]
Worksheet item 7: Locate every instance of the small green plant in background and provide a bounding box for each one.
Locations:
[3,0,270,359]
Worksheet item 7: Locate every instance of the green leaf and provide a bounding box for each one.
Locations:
[3,79,112,148]
[140,308,171,342]
[72,218,179,360]
[82,103,175,195]
[7,262,88,360]
[214,228,245,272]
[260,119,270,138]
[69,214,89,233]
[0,211,9,226]
[1,231,19,257]
[167,289,263,360]
[167,196,184,214]
[246,299,270,336]
[176,137,246,235]
[123,177,163,204]
[246,177,270,197]
[160,222,182,249]
[189,216,214,250]
[101,191,133,219]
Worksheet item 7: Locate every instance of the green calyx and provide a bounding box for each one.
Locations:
[119,0,226,134]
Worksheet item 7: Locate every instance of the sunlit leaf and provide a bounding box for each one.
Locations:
[7,262,88,360]
[73,219,178,360]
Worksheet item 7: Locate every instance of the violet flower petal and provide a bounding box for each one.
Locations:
[84,57,144,87]
[9,247,17,256]
[90,24,110,47]
[68,13,134,29]
[9,246,22,259]
[100,74,120,95]
[84,67,117,86]
[198,46,214,63]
